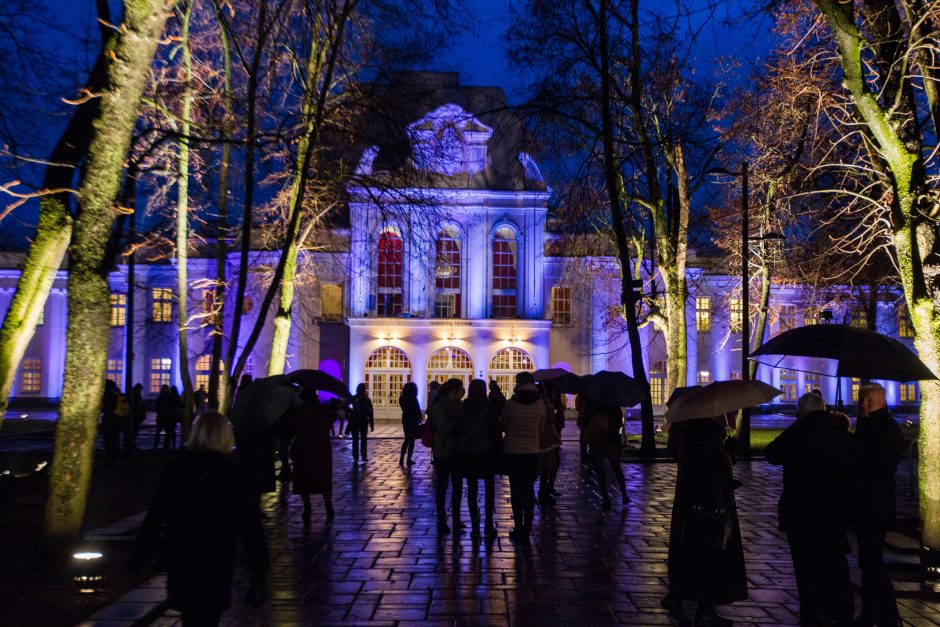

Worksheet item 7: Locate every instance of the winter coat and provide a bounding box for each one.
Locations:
[155,392,182,425]
[666,418,747,605]
[288,400,333,496]
[500,384,547,455]
[855,407,905,530]
[430,397,461,459]
[347,394,374,432]
[458,397,499,455]
[764,410,862,534]
[399,395,423,439]
[235,423,278,495]
[131,450,268,616]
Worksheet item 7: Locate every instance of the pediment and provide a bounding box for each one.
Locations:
[407,104,493,176]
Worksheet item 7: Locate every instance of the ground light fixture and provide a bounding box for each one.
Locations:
[72,551,105,593]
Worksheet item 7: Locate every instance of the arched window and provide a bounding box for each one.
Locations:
[364,346,412,408]
[434,227,462,318]
[376,230,403,317]
[491,226,518,318]
[487,347,534,396]
[427,347,474,389]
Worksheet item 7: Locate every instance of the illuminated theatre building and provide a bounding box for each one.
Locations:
[0,75,922,417]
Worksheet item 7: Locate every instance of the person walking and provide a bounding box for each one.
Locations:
[458,379,500,539]
[854,382,904,627]
[429,378,464,534]
[765,392,862,627]
[500,371,546,543]
[130,411,268,626]
[154,384,175,449]
[289,388,335,524]
[585,400,629,510]
[399,382,422,466]
[101,379,123,466]
[661,417,746,627]
[347,384,374,462]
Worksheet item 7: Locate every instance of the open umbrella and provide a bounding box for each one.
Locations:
[750,324,936,381]
[667,380,781,424]
[580,370,644,407]
[285,369,350,398]
[532,368,584,394]
[532,367,571,382]
[666,385,702,408]
[229,375,299,434]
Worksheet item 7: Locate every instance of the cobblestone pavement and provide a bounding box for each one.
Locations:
[82,425,940,626]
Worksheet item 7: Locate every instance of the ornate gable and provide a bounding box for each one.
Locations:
[407,104,493,176]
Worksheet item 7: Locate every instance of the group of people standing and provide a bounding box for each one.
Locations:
[661,383,905,627]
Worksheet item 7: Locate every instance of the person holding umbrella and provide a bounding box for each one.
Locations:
[582,398,629,511]
[765,392,861,626]
[288,387,335,524]
[854,382,904,627]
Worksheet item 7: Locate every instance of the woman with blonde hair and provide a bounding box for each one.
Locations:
[131,412,269,626]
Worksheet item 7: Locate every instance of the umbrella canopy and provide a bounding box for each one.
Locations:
[750,324,937,382]
[532,367,571,382]
[531,368,584,394]
[667,380,782,424]
[229,375,299,434]
[666,385,702,408]
[285,369,350,398]
[580,370,644,407]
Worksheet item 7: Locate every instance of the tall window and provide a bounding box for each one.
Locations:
[364,346,412,408]
[376,230,403,317]
[491,226,518,318]
[697,370,711,384]
[434,227,461,318]
[851,308,868,329]
[780,369,797,401]
[552,287,572,326]
[194,355,223,392]
[427,347,474,390]
[321,284,343,321]
[730,370,742,380]
[107,358,124,389]
[488,347,534,396]
[650,361,665,405]
[20,358,42,393]
[110,293,127,327]
[696,297,711,332]
[778,304,797,333]
[729,298,742,333]
[152,288,173,323]
[803,372,820,395]
[900,383,918,403]
[851,377,861,402]
[899,306,914,339]
[150,358,172,393]
[803,309,819,327]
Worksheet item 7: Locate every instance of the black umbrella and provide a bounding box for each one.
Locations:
[285,369,350,398]
[580,370,645,407]
[750,324,936,382]
[229,375,299,435]
[532,369,584,394]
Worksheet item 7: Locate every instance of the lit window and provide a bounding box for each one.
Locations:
[491,226,518,318]
[803,309,818,326]
[194,355,223,392]
[803,372,820,395]
[730,370,742,381]
[899,306,914,339]
[697,371,711,384]
[427,347,474,390]
[110,293,126,327]
[649,378,664,405]
[851,377,861,402]
[20,358,42,393]
[434,228,462,319]
[851,309,867,329]
[729,298,742,333]
[778,304,797,333]
[376,230,403,317]
[650,361,665,375]
[150,358,172,394]
[900,383,918,403]
[696,297,711,332]
[107,359,124,390]
[321,284,343,321]
[780,369,797,401]
[364,346,413,408]
[552,287,572,326]
[151,288,173,323]
[488,347,534,397]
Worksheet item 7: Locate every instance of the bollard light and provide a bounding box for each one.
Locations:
[72,551,105,593]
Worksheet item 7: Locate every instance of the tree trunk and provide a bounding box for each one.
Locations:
[44,0,175,551]
[176,0,194,437]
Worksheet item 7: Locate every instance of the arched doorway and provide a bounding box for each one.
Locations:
[364,346,412,409]
[427,347,474,390]
[488,347,534,396]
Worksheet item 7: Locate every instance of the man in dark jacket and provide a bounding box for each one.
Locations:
[854,382,904,627]
[347,383,374,462]
[766,392,862,626]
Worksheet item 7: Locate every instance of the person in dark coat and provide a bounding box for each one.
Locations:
[500,371,547,542]
[130,411,268,626]
[459,379,500,538]
[132,382,146,444]
[587,400,629,510]
[347,383,374,462]
[765,392,862,627]
[430,378,464,534]
[662,417,746,627]
[153,384,174,450]
[399,382,422,466]
[101,379,122,465]
[488,379,507,418]
[289,388,334,524]
[854,382,904,627]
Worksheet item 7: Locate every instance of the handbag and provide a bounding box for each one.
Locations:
[680,485,733,551]
[421,419,434,448]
